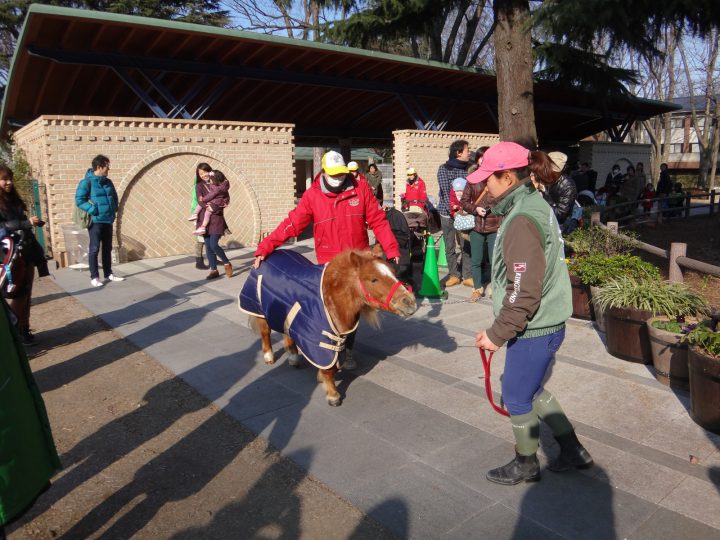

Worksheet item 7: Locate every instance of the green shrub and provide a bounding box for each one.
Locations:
[684,319,720,358]
[567,254,660,287]
[594,276,711,318]
[565,227,637,257]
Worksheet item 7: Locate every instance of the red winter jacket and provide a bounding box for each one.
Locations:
[256,175,400,264]
[401,177,427,210]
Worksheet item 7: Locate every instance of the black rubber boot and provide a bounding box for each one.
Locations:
[548,431,594,472]
[195,256,208,270]
[486,451,540,485]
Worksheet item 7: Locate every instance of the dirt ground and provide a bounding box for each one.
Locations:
[7,278,391,540]
[633,213,720,309]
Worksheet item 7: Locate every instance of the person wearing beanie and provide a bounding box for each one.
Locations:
[254,151,400,371]
[542,151,577,227]
[471,141,593,485]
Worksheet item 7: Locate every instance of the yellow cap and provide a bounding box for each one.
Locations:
[406,167,416,176]
[321,151,349,176]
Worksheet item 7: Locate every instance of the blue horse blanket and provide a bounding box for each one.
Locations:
[239,250,354,369]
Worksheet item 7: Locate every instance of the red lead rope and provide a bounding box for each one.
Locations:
[480,349,510,417]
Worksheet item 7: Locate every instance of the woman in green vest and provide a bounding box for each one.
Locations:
[471,142,593,485]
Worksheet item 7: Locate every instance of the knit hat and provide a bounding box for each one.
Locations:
[548,151,567,173]
[466,142,529,183]
[451,177,467,191]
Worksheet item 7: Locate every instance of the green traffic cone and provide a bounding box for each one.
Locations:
[417,235,447,299]
[437,235,448,268]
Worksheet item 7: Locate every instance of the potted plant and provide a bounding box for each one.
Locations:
[684,315,720,434]
[646,287,710,387]
[567,254,660,328]
[565,228,640,321]
[594,277,703,364]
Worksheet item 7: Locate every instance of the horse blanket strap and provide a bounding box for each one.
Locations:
[480,349,510,417]
[239,250,352,369]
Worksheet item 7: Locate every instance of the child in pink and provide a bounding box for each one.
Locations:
[191,171,230,235]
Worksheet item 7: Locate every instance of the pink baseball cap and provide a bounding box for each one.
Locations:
[466,141,530,184]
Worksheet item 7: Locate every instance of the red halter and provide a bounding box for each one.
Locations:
[358,278,411,311]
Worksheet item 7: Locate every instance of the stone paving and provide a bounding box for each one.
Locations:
[52,240,720,539]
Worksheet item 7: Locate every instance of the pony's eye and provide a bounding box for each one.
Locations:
[370,278,379,283]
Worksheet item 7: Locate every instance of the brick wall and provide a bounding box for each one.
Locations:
[392,130,499,208]
[14,116,295,264]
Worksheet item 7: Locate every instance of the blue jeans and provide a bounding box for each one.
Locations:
[501,328,565,415]
[88,222,114,280]
[204,234,229,270]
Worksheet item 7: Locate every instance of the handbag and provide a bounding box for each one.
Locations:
[453,213,475,231]
[72,204,93,228]
[453,187,487,231]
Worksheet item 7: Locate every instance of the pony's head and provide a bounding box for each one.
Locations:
[350,250,416,318]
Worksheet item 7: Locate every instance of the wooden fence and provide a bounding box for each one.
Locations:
[590,213,720,283]
[595,191,717,226]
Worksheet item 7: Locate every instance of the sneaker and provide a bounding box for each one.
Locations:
[107,274,125,282]
[206,269,220,280]
[90,278,103,287]
[445,276,462,287]
[193,226,207,236]
[470,288,484,302]
[462,278,474,287]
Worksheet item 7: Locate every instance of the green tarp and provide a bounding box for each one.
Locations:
[0,298,60,525]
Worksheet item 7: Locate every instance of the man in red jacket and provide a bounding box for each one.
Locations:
[254,151,400,370]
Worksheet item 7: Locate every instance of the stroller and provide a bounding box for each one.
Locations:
[380,198,441,291]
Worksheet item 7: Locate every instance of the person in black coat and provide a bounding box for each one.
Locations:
[544,152,578,226]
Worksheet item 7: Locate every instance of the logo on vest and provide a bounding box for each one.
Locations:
[514,262,527,273]
[349,198,360,206]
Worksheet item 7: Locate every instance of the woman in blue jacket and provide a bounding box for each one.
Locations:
[75,155,124,287]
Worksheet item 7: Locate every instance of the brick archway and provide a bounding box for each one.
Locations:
[117,148,260,261]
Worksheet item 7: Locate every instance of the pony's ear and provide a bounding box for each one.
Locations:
[349,251,364,267]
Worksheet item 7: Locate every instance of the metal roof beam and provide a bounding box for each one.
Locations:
[111,67,168,118]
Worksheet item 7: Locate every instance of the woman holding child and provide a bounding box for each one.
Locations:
[192,167,233,280]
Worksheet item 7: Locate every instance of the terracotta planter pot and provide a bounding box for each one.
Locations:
[590,285,606,332]
[605,306,654,364]
[570,274,593,320]
[647,317,689,388]
[688,345,720,434]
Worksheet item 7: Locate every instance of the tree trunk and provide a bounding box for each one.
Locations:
[493,0,536,146]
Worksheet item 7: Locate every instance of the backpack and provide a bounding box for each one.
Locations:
[73,179,93,228]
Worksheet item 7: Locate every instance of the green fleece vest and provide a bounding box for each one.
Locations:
[491,181,572,339]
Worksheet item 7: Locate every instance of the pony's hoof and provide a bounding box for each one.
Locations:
[263,351,275,365]
[288,353,302,368]
[327,397,342,407]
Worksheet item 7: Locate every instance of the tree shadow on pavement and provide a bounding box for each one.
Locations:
[51,347,344,539]
[31,298,229,392]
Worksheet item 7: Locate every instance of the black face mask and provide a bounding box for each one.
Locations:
[407,176,416,184]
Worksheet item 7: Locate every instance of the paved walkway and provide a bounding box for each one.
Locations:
[53,241,720,539]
